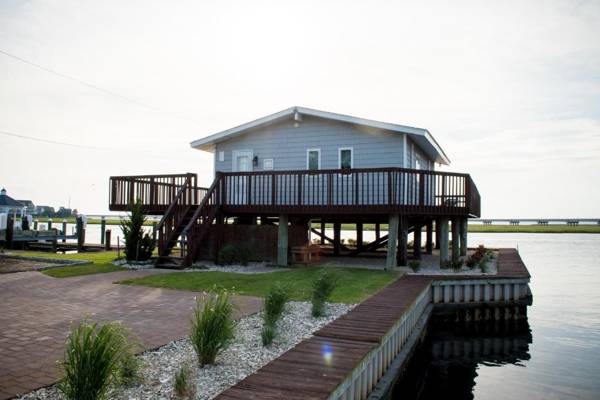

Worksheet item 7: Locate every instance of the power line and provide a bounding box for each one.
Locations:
[0,48,203,126]
[0,129,109,150]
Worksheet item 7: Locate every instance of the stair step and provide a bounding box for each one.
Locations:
[154,256,186,270]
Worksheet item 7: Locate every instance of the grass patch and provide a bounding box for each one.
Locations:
[118,267,400,304]
[7,250,125,278]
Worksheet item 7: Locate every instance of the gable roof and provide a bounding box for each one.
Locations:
[0,192,23,207]
[190,106,450,165]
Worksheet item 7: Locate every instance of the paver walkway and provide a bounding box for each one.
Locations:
[0,269,262,399]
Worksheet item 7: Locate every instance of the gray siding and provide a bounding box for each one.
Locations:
[214,116,422,173]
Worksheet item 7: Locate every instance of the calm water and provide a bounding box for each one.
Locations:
[394,233,600,400]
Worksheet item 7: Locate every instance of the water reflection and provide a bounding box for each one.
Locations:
[391,317,532,400]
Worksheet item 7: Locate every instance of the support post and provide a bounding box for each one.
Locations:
[105,229,111,250]
[386,214,399,270]
[460,218,468,257]
[425,220,433,254]
[277,214,288,267]
[413,220,422,259]
[100,217,106,245]
[375,223,380,241]
[320,221,325,245]
[48,218,52,231]
[451,218,460,262]
[33,219,38,230]
[397,216,408,266]
[62,219,67,243]
[333,221,341,256]
[439,217,449,268]
[356,222,363,252]
[152,221,158,242]
[435,218,440,249]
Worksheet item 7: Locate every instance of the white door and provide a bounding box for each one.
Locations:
[232,150,253,204]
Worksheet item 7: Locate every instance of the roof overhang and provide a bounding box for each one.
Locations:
[190,106,450,165]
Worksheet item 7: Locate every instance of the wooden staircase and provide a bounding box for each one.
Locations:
[155,174,222,269]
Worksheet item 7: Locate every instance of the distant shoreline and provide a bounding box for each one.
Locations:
[21,218,600,234]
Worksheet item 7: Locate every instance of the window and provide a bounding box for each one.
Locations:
[218,151,225,162]
[307,149,321,170]
[263,158,274,170]
[338,147,353,169]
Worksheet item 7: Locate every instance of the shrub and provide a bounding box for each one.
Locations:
[217,244,238,265]
[118,351,143,386]
[190,290,235,366]
[238,245,255,266]
[120,199,155,261]
[263,283,289,326]
[409,260,421,272]
[451,259,463,272]
[466,244,488,269]
[311,270,338,317]
[479,259,489,273]
[173,364,195,399]
[58,321,133,400]
[261,325,276,346]
[346,238,356,246]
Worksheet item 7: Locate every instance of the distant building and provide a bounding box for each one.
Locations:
[16,199,35,213]
[0,188,24,215]
[35,205,56,216]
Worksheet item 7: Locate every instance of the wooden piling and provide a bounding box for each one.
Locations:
[62,220,67,243]
[6,215,14,249]
[76,217,85,252]
[333,221,341,256]
[425,220,433,254]
[100,217,106,245]
[277,214,288,266]
[105,229,111,250]
[413,221,422,259]
[397,216,408,266]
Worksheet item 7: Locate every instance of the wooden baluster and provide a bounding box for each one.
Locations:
[297,173,303,205]
[419,171,425,207]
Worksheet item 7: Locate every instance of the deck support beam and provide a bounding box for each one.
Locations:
[375,223,380,241]
[397,216,408,266]
[425,220,433,254]
[451,218,460,262]
[333,221,341,256]
[435,219,441,249]
[460,218,468,257]
[386,214,399,270]
[356,222,363,252]
[320,221,325,245]
[439,217,449,268]
[413,220,422,259]
[277,214,288,267]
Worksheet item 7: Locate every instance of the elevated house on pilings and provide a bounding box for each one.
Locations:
[109,107,480,268]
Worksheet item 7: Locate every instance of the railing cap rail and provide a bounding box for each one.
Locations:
[221,166,471,178]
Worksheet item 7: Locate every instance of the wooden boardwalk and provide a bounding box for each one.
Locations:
[215,248,530,400]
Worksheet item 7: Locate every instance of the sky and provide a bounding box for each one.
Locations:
[0,0,599,217]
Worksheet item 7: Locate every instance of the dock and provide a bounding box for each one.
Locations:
[216,248,531,400]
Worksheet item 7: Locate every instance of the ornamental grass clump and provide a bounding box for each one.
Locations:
[173,364,195,399]
[58,320,135,400]
[261,282,289,346]
[311,270,338,317]
[190,290,235,366]
[409,260,421,272]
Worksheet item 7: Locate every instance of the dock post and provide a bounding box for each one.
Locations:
[333,221,341,256]
[435,218,440,249]
[451,218,460,262]
[33,219,38,230]
[105,229,111,250]
[439,217,449,268]
[397,216,408,266]
[425,220,433,254]
[6,215,14,249]
[460,218,468,257]
[356,222,363,252]
[48,218,52,230]
[62,219,67,243]
[100,217,106,245]
[413,220,422,259]
[76,216,85,252]
[386,214,399,270]
[277,214,288,267]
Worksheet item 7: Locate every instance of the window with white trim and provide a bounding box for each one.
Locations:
[307,149,321,170]
[338,147,353,169]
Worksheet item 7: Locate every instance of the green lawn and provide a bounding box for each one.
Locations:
[8,250,125,278]
[118,267,401,303]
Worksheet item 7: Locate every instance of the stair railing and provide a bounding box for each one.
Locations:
[180,173,223,265]
[156,173,195,257]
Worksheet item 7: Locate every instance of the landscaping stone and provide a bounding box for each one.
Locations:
[18,301,353,400]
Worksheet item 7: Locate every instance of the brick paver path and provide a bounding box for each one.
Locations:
[0,270,262,399]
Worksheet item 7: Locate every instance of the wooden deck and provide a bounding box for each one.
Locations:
[215,249,530,400]
[109,167,481,218]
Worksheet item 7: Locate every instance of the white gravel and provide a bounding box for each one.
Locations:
[19,301,354,400]
[112,259,155,270]
[188,261,289,274]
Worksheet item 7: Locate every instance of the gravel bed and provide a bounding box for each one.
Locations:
[19,301,354,400]
[188,261,289,274]
[112,259,155,270]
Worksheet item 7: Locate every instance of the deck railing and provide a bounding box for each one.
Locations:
[219,167,480,217]
[109,173,208,214]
